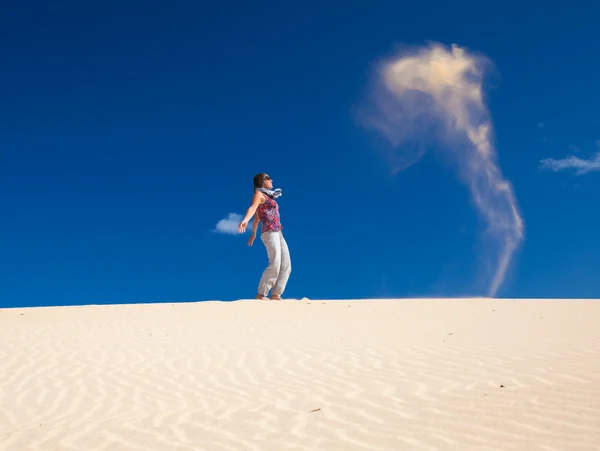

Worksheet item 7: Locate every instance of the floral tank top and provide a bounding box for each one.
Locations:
[257,194,282,234]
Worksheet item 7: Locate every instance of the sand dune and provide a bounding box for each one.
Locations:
[2,298,600,450]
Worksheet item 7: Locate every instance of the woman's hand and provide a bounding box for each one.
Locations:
[247,233,256,246]
[238,220,249,234]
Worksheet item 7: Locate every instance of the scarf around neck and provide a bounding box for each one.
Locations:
[256,187,282,199]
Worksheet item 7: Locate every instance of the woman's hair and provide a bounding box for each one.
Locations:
[253,173,268,190]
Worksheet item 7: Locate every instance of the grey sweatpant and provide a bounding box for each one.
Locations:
[258,230,291,297]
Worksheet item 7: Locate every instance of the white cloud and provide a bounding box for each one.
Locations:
[213,213,253,235]
[540,143,600,175]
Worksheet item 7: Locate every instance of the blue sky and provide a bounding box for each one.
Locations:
[2,0,599,307]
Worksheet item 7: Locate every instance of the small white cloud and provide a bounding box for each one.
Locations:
[539,152,600,175]
[213,213,252,235]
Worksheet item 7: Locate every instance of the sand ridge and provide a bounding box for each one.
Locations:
[1,298,600,450]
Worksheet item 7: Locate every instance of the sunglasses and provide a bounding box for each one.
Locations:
[263,176,271,180]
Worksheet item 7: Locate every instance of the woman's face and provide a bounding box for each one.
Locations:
[263,175,273,189]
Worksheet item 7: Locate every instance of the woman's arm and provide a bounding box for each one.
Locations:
[238,192,263,233]
[250,211,259,236]
[247,212,260,246]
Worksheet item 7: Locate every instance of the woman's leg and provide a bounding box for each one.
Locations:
[257,231,282,297]
[271,233,291,298]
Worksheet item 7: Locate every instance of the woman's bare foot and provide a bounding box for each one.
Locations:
[255,294,269,300]
[269,295,283,301]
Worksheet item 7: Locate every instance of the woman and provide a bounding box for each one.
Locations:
[237,173,291,300]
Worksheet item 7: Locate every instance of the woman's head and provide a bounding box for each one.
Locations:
[253,173,273,190]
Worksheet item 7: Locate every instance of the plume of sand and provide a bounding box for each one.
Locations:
[362,43,523,296]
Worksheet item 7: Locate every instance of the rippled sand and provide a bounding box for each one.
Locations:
[2,298,600,450]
